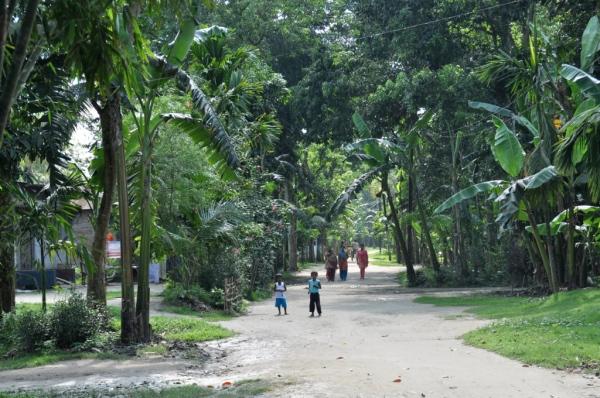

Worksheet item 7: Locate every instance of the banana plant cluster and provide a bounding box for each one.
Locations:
[435,16,600,292]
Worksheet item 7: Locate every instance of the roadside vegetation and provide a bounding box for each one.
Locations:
[0,0,600,395]
[416,289,600,370]
[369,250,402,267]
[0,299,233,371]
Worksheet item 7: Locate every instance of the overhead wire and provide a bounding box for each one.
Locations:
[327,0,526,42]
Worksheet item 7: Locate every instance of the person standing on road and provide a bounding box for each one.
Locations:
[308,271,322,317]
[338,243,349,281]
[356,243,369,280]
[325,248,338,282]
[273,273,288,316]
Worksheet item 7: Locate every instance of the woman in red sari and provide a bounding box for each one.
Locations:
[356,243,369,280]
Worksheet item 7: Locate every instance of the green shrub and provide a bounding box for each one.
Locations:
[209,287,224,308]
[14,310,50,352]
[49,294,102,349]
[247,288,271,302]
[408,267,463,288]
[0,311,17,348]
[162,282,228,309]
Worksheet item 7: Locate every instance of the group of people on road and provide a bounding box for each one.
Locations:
[325,242,369,282]
[273,243,370,317]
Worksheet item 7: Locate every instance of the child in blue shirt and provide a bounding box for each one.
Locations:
[274,273,288,315]
[308,271,322,317]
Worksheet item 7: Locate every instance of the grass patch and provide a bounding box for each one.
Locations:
[0,379,273,397]
[397,271,408,286]
[415,289,600,369]
[137,344,168,356]
[369,249,401,267]
[151,316,234,342]
[0,351,122,371]
[105,291,121,300]
[158,305,234,321]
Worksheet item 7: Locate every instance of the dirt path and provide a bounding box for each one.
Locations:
[2,263,599,397]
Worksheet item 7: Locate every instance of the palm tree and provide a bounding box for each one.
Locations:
[124,17,240,341]
[329,113,417,284]
[0,0,43,147]
[0,53,85,314]
[56,0,140,340]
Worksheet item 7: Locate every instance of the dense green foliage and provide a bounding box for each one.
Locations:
[1,0,600,354]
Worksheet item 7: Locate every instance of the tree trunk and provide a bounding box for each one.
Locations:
[0,246,14,314]
[316,235,323,263]
[382,172,415,284]
[451,178,468,277]
[544,220,560,293]
[566,179,576,288]
[285,180,298,272]
[101,93,138,344]
[87,100,119,307]
[136,134,153,342]
[414,179,440,272]
[406,173,415,266]
[0,186,14,314]
[524,202,558,292]
[39,239,46,312]
[0,0,41,148]
[0,0,9,86]
[450,134,468,278]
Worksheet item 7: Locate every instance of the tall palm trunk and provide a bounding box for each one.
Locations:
[414,179,440,272]
[87,99,119,306]
[450,136,468,278]
[382,172,415,284]
[0,185,14,314]
[406,174,415,265]
[136,132,153,342]
[39,238,46,312]
[102,93,137,344]
[285,179,298,272]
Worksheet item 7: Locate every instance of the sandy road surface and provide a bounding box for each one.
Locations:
[2,262,599,397]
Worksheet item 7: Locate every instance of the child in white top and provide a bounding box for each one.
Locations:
[274,273,288,315]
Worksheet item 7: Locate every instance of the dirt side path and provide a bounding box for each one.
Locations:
[1,263,599,397]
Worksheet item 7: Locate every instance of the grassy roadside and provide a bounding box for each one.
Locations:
[105,291,121,300]
[369,249,401,267]
[0,304,233,371]
[157,306,234,321]
[415,289,600,370]
[0,379,273,397]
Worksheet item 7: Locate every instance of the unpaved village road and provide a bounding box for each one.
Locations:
[2,262,599,397]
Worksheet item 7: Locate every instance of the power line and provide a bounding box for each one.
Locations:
[350,0,524,41]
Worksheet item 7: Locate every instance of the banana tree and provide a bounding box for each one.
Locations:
[434,109,562,292]
[553,16,600,286]
[556,16,600,203]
